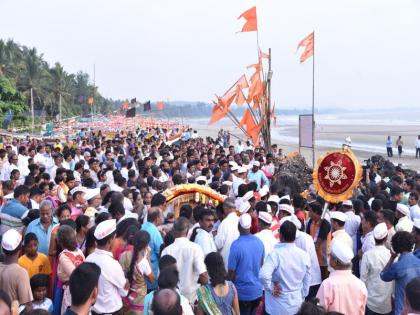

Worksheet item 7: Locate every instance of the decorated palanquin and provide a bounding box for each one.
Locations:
[313,149,363,203]
[162,184,225,218]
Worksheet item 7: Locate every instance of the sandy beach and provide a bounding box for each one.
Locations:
[188,114,420,171]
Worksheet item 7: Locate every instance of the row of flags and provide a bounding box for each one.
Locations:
[124,100,166,118]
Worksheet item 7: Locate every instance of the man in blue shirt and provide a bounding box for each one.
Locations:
[141,207,163,290]
[247,161,269,191]
[0,185,30,234]
[26,200,58,255]
[381,231,420,315]
[228,213,264,315]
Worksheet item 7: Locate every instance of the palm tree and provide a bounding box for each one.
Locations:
[49,62,74,120]
[18,47,50,129]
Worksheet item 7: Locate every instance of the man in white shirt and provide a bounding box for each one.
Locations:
[360,223,393,315]
[255,211,277,261]
[85,219,128,314]
[359,210,377,258]
[194,208,217,256]
[215,198,240,269]
[232,167,247,197]
[1,154,19,181]
[17,146,29,177]
[235,140,245,154]
[342,200,361,255]
[330,211,353,252]
[161,217,208,304]
[409,192,420,220]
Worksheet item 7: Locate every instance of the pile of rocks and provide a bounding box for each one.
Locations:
[272,152,313,196]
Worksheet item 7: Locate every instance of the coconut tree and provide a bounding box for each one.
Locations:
[18,47,50,130]
[48,62,74,120]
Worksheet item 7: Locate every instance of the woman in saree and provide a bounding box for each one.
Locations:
[196,252,240,315]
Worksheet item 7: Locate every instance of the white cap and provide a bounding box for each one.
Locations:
[85,188,100,201]
[396,203,410,216]
[414,218,420,230]
[242,191,255,202]
[331,240,354,264]
[258,211,272,224]
[70,186,87,196]
[123,197,134,212]
[330,211,347,223]
[279,194,290,202]
[342,200,353,207]
[278,215,301,233]
[94,219,117,240]
[222,181,233,187]
[373,222,388,240]
[252,161,260,167]
[239,213,252,229]
[278,204,294,215]
[229,161,238,168]
[4,193,14,200]
[231,165,239,172]
[238,167,247,174]
[267,195,280,204]
[1,229,22,251]
[196,176,207,184]
[259,186,269,197]
[239,201,251,214]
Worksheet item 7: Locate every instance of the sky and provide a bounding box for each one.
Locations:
[1,0,419,110]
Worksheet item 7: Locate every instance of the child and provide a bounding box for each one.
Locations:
[31,274,54,313]
[18,233,52,279]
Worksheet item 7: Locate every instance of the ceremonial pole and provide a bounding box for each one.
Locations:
[312,34,315,168]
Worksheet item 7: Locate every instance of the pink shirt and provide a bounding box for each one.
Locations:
[316,270,367,315]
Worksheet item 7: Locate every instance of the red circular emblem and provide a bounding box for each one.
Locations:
[313,149,362,203]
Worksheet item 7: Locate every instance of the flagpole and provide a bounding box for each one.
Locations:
[312,32,316,168]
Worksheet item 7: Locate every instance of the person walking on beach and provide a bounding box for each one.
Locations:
[416,135,420,159]
[396,136,403,157]
[386,136,393,157]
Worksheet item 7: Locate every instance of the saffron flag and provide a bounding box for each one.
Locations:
[122,100,129,110]
[143,101,151,111]
[239,108,254,128]
[297,32,314,63]
[238,6,257,32]
[156,101,165,111]
[209,92,235,124]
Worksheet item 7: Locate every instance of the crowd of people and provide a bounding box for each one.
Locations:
[0,126,420,315]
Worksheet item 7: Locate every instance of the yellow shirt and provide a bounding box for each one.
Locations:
[18,253,52,279]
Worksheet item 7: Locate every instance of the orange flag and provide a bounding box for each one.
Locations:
[297,32,314,63]
[209,92,236,124]
[248,70,263,104]
[122,100,129,110]
[239,108,254,128]
[156,101,165,111]
[236,74,249,89]
[238,6,258,32]
[235,86,246,106]
[240,110,264,146]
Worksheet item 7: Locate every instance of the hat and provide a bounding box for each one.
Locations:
[267,195,280,204]
[70,186,87,196]
[278,204,294,215]
[342,200,353,207]
[330,211,347,223]
[1,229,22,251]
[85,188,100,201]
[414,218,420,230]
[239,201,251,214]
[237,167,247,174]
[4,193,14,200]
[239,214,252,229]
[231,165,239,172]
[278,215,301,232]
[279,194,290,202]
[229,161,238,168]
[196,176,207,184]
[242,191,255,202]
[331,240,354,264]
[94,219,117,240]
[258,211,272,224]
[252,161,260,167]
[373,222,388,240]
[259,186,269,197]
[396,203,410,216]
[222,181,233,187]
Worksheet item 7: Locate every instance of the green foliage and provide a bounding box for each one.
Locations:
[0,38,119,124]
